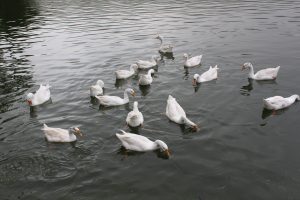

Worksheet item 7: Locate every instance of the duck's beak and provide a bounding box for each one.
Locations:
[192,78,197,86]
[191,125,199,132]
[163,149,171,158]
[27,100,32,106]
[131,91,136,97]
[74,128,83,137]
[241,65,245,71]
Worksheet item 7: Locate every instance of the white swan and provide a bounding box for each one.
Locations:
[263,95,299,110]
[26,84,51,106]
[95,88,135,106]
[136,56,159,69]
[138,69,155,86]
[42,124,82,142]
[193,65,219,85]
[242,62,280,80]
[115,64,138,79]
[184,53,202,67]
[166,95,198,131]
[90,80,104,97]
[155,34,173,54]
[116,130,170,157]
[126,101,144,127]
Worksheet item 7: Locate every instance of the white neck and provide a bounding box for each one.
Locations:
[289,95,299,103]
[147,70,153,76]
[158,36,163,45]
[248,65,255,79]
[133,102,139,112]
[123,90,130,102]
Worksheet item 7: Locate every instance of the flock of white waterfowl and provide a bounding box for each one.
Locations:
[25,34,299,158]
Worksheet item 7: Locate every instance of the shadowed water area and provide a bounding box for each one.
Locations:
[1,0,300,199]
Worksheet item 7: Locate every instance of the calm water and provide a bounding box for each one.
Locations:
[1,0,300,199]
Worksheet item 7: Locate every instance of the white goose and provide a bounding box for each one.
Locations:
[95,88,135,106]
[115,64,138,79]
[136,56,159,69]
[90,80,104,97]
[138,69,155,86]
[263,95,299,110]
[166,95,198,131]
[155,34,173,54]
[126,101,144,127]
[184,53,202,67]
[193,65,219,85]
[242,62,280,80]
[26,84,51,106]
[42,124,82,143]
[116,130,170,157]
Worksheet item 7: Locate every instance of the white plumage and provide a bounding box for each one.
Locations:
[90,80,104,97]
[183,53,202,67]
[138,69,155,86]
[95,88,135,106]
[242,62,280,80]
[42,124,82,143]
[155,34,173,54]
[126,101,144,127]
[136,56,159,69]
[26,84,51,106]
[115,64,138,79]
[263,95,299,110]
[193,65,219,84]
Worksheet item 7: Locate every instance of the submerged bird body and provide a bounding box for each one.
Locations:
[95,88,135,106]
[166,95,197,130]
[263,95,299,110]
[126,101,144,127]
[184,53,202,67]
[26,84,51,106]
[193,65,218,84]
[137,56,159,69]
[139,69,155,85]
[242,62,280,80]
[155,34,173,54]
[116,130,170,157]
[90,80,104,97]
[115,64,138,79]
[42,124,82,142]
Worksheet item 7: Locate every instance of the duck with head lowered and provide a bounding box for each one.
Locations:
[263,94,299,110]
[26,84,51,106]
[166,95,198,131]
[116,130,170,158]
[193,65,219,85]
[95,88,135,106]
[242,62,280,80]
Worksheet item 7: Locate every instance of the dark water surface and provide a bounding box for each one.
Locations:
[1,0,300,199]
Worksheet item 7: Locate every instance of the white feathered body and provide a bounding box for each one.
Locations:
[166,95,187,124]
[30,84,51,106]
[197,65,218,83]
[90,80,104,97]
[139,69,154,85]
[126,102,144,127]
[115,64,137,79]
[184,55,202,67]
[42,124,76,142]
[263,95,299,110]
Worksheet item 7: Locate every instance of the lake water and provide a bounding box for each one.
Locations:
[1,0,300,199]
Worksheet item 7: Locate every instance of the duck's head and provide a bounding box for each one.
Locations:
[130,64,138,72]
[96,80,104,87]
[192,74,200,85]
[151,55,160,63]
[26,93,34,106]
[69,127,83,137]
[155,140,170,158]
[126,88,136,97]
[242,62,253,70]
[149,69,155,75]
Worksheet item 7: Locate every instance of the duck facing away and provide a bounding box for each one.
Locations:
[155,34,173,54]
[136,56,159,69]
[242,62,280,80]
[90,80,104,97]
[26,84,51,106]
[138,69,155,86]
[95,88,135,106]
[126,101,144,127]
[263,95,299,110]
[184,53,202,67]
[42,124,82,142]
[116,130,170,158]
[193,65,219,85]
[166,95,198,131]
[115,64,138,79]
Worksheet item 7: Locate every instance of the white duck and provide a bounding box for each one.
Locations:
[155,34,173,54]
[95,88,135,106]
[90,80,104,97]
[183,53,202,67]
[242,62,280,80]
[115,64,138,79]
[136,56,159,69]
[26,84,51,106]
[166,95,198,131]
[42,124,82,143]
[138,69,155,86]
[263,95,299,110]
[126,101,144,127]
[193,65,219,85]
[116,130,170,157]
